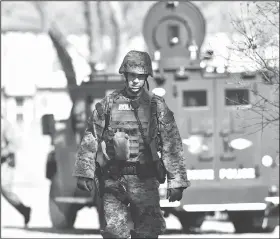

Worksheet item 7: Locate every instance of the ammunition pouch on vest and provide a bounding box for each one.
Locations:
[153,159,167,184]
[136,161,156,179]
[113,131,130,161]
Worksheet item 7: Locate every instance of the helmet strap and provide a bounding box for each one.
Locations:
[145,79,149,91]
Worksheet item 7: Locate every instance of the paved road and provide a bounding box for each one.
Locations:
[1,186,279,238]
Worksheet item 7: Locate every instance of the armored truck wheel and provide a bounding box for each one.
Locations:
[228,210,275,233]
[173,210,205,233]
[49,177,78,229]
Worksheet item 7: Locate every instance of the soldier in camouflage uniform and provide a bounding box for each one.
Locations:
[73,50,190,238]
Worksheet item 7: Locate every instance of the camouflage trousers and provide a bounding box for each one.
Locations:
[100,175,166,238]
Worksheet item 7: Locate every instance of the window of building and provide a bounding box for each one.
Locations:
[15,97,24,107]
[16,113,24,123]
[225,89,249,106]
[41,97,48,108]
[183,90,207,107]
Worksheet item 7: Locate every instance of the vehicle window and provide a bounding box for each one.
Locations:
[225,89,249,106]
[183,90,207,107]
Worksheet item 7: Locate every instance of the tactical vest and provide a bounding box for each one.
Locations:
[104,91,152,161]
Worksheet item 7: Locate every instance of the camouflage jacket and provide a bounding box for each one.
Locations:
[73,89,190,189]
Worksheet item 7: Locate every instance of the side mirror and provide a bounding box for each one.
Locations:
[41,114,55,136]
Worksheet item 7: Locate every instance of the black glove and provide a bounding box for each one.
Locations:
[167,188,184,202]
[77,177,94,191]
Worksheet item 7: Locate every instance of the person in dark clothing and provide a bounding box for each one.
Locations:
[1,114,31,226]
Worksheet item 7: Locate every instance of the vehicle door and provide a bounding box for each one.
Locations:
[175,76,216,184]
[215,74,260,185]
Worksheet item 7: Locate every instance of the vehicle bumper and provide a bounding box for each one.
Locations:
[182,202,267,212]
[173,184,279,212]
[265,196,279,205]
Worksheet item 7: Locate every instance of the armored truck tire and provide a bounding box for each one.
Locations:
[172,210,205,233]
[49,176,78,229]
[228,210,277,233]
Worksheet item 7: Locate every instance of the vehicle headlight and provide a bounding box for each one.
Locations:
[262,155,274,167]
[229,138,252,150]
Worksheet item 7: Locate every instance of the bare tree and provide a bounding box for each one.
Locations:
[108,2,123,67]
[33,1,77,88]
[82,1,124,72]
[48,24,77,89]
[228,1,279,135]
[96,1,105,51]
[33,1,49,32]
[83,1,96,72]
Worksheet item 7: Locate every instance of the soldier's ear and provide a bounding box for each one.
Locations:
[124,73,128,81]
[124,74,129,86]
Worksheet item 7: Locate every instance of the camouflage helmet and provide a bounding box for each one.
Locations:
[119,50,153,77]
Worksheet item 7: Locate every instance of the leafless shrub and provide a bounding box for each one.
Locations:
[227,2,279,135]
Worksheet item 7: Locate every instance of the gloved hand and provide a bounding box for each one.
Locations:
[77,177,94,191]
[167,188,184,202]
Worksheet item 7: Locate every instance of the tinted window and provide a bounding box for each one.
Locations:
[183,90,207,107]
[225,89,249,106]
[16,113,23,123]
[15,97,24,106]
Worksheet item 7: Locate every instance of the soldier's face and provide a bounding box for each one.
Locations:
[126,73,146,93]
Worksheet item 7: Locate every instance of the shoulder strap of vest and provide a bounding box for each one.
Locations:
[103,90,120,131]
[104,97,112,132]
[150,93,159,120]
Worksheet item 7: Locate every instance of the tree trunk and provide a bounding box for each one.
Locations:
[33,2,49,32]
[96,1,105,51]
[83,1,95,71]
[108,2,123,68]
[48,24,77,89]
